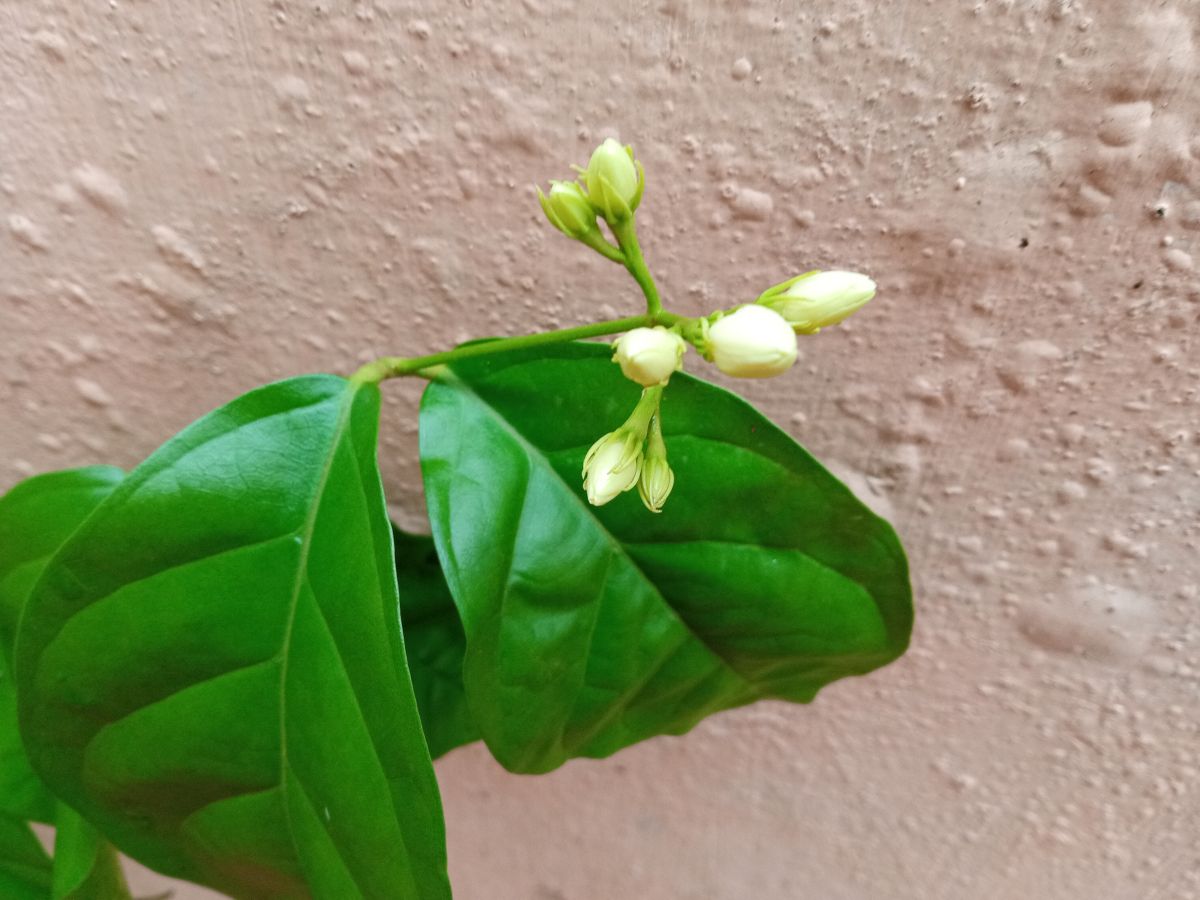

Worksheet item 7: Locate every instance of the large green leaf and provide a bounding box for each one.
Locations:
[0,466,125,826]
[419,342,912,773]
[392,529,475,760]
[0,814,51,899]
[16,376,450,899]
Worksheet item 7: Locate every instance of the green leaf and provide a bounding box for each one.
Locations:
[0,467,133,899]
[419,342,912,773]
[0,814,51,900]
[0,466,125,825]
[393,529,476,759]
[16,376,451,899]
[51,803,130,900]
[0,466,126,660]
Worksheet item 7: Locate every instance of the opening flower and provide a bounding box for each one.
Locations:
[582,429,642,506]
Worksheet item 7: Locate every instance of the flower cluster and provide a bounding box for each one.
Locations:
[581,386,671,512]
[536,138,644,248]
[539,138,876,512]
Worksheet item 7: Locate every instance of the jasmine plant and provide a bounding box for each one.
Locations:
[0,138,912,899]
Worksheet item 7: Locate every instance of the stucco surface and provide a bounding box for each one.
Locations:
[3,1,1199,898]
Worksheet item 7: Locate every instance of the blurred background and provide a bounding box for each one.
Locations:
[2,1,1198,898]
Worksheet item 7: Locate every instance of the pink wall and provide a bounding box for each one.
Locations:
[4,1,1198,897]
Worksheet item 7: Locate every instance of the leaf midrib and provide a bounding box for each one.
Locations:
[275,382,382,900]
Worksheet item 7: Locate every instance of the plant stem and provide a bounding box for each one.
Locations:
[629,384,664,429]
[579,230,626,263]
[352,311,685,385]
[609,218,663,316]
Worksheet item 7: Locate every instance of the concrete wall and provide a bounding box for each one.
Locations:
[3,1,1198,898]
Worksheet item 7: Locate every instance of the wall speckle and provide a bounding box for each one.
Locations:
[2,1,1198,898]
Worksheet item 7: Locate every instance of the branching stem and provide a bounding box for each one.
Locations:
[609,218,662,315]
[352,311,685,385]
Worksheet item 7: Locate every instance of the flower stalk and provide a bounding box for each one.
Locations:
[351,312,684,386]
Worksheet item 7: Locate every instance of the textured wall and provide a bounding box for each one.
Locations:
[3,1,1199,898]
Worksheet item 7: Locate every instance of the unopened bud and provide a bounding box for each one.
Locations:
[582,430,642,507]
[758,270,876,334]
[537,180,599,240]
[637,416,674,513]
[612,327,685,387]
[584,138,644,223]
[706,305,798,379]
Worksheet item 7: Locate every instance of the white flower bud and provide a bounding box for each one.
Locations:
[582,430,642,506]
[637,416,674,513]
[706,305,798,379]
[758,270,876,334]
[537,180,598,240]
[638,456,674,513]
[612,327,685,387]
[584,138,644,223]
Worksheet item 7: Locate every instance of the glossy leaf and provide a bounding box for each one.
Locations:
[0,814,51,900]
[393,529,476,759]
[0,467,133,899]
[0,466,125,825]
[16,376,450,899]
[420,342,912,773]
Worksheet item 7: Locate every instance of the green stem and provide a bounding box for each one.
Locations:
[627,384,664,430]
[352,311,684,385]
[579,229,626,263]
[609,218,663,316]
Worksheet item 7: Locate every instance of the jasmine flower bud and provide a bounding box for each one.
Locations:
[706,305,798,379]
[582,430,642,507]
[612,327,685,387]
[581,386,664,508]
[583,138,644,223]
[537,180,599,241]
[757,270,876,334]
[637,415,674,513]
